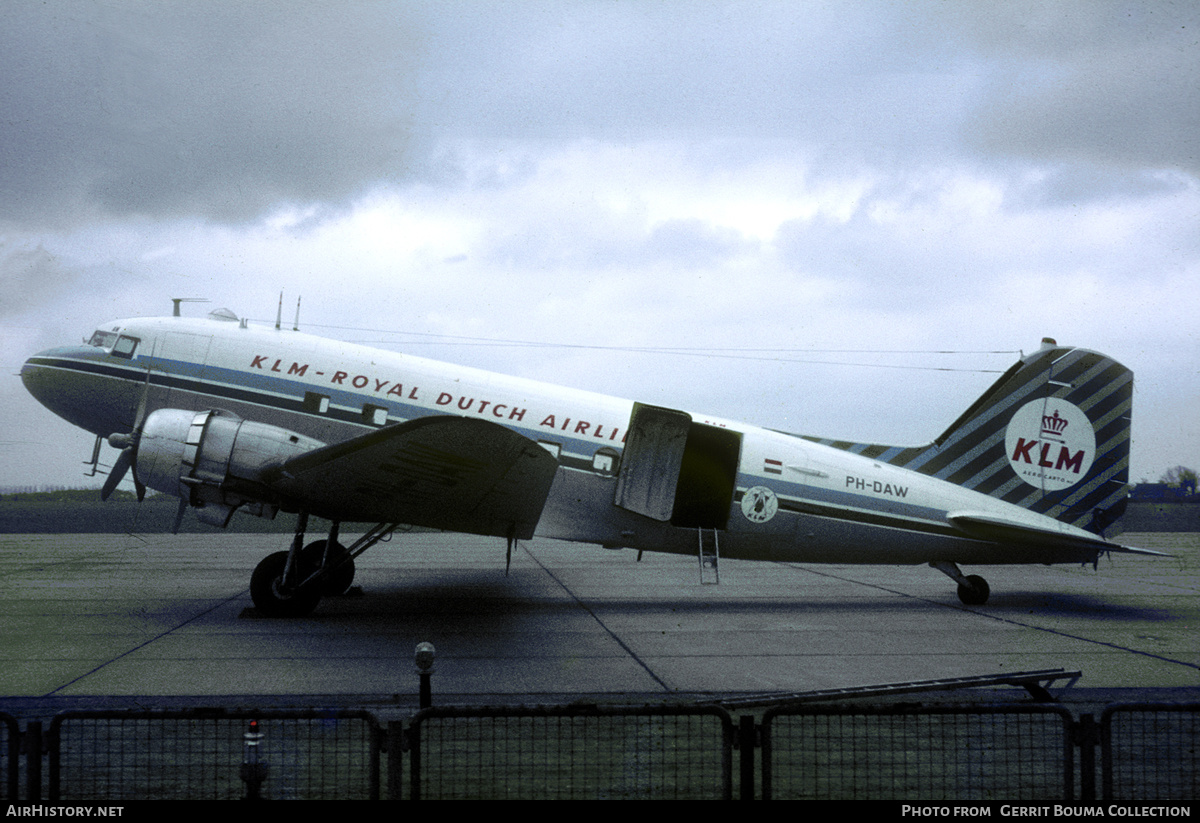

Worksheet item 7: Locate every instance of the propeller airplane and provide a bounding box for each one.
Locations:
[20,305,1161,616]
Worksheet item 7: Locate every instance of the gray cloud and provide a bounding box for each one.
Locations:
[0,244,81,317]
[2,1,1195,233]
[0,2,418,227]
[957,2,1200,175]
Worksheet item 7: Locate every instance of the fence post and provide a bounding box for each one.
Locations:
[738,714,755,800]
[387,720,405,800]
[23,721,41,802]
[1075,713,1097,801]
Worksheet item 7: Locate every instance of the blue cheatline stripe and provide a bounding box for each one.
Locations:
[30,354,632,465]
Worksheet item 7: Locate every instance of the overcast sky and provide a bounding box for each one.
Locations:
[2,0,1197,492]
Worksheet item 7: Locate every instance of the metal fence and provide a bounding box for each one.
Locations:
[1103,703,1199,802]
[48,709,381,801]
[406,704,733,800]
[1,713,17,801]
[761,703,1075,800]
[1,701,1194,800]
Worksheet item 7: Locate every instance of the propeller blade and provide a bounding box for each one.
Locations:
[505,523,516,576]
[101,370,152,504]
[128,369,153,503]
[101,447,134,501]
[171,497,188,534]
[133,369,151,429]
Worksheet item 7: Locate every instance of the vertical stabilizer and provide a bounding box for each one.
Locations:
[804,340,1132,536]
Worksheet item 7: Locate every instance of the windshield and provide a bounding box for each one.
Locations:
[112,335,139,358]
[88,330,118,349]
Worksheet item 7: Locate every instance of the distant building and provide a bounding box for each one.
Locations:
[1130,481,1197,501]
[1126,481,1200,532]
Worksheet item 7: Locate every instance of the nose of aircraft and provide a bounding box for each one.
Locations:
[21,345,138,437]
[20,348,62,410]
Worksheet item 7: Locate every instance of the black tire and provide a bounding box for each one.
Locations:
[250,551,322,617]
[301,540,356,596]
[957,574,990,606]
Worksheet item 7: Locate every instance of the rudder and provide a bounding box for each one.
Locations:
[804,339,1132,536]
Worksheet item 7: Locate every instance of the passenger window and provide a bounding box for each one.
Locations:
[538,441,561,460]
[592,448,620,476]
[111,336,139,359]
[362,404,388,426]
[304,392,330,414]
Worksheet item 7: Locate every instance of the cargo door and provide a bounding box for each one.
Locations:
[615,403,691,521]
[615,402,742,528]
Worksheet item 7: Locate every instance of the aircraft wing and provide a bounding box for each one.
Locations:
[946,512,1169,557]
[263,416,560,539]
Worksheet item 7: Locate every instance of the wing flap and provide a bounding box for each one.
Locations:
[947,512,1169,557]
[266,416,559,538]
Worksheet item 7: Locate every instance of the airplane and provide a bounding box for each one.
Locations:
[20,304,1162,616]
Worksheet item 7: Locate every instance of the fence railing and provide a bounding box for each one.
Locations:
[1102,703,1200,802]
[761,703,1076,800]
[46,709,381,801]
[1,701,1195,800]
[407,704,733,799]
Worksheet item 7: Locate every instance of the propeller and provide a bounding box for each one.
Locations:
[505,523,517,576]
[99,370,151,502]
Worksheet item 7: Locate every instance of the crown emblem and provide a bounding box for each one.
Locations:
[1041,410,1069,437]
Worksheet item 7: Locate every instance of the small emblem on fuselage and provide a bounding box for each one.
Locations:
[741,485,779,524]
[1004,398,1096,491]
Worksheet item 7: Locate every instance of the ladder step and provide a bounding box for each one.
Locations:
[698,528,720,585]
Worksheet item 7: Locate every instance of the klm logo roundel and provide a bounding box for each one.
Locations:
[1004,399,1096,491]
[741,486,779,523]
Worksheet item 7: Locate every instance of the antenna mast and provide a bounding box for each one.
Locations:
[170,297,209,317]
[293,296,302,331]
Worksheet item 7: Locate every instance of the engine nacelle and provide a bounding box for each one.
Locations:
[136,409,326,526]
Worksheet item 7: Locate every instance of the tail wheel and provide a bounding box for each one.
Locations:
[957,574,991,606]
[250,551,322,617]
[301,540,356,596]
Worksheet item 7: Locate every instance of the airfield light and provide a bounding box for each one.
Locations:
[415,642,436,709]
[240,718,269,800]
[415,641,435,671]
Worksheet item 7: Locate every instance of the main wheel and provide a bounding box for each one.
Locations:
[956,574,990,606]
[250,551,322,617]
[301,540,356,596]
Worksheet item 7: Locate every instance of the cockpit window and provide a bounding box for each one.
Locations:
[88,330,118,349]
[111,335,139,359]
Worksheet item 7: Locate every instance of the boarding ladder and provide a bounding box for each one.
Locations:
[698,528,720,585]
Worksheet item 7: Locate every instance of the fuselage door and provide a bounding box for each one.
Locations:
[615,403,692,521]
[615,402,743,529]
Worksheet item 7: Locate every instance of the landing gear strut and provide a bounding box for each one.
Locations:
[301,540,355,596]
[299,521,355,596]
[251,550,322,617]
[249,515,397,617]
[930,561,991,606]
[251,511,323,617]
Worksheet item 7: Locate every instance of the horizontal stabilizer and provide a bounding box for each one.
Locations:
[264,416,560,539]
[947,512,1169,557]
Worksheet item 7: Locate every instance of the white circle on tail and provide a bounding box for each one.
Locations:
[741,486,779,523]
[1004,398,1096,491]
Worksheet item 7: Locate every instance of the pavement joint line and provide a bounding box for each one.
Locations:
[43,589,249,697]
[521,542,674,693]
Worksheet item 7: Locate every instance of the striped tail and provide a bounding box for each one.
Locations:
[804,339,1132,537]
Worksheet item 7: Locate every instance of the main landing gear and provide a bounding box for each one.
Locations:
[930,561,991,606]
[250,513,399,617]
